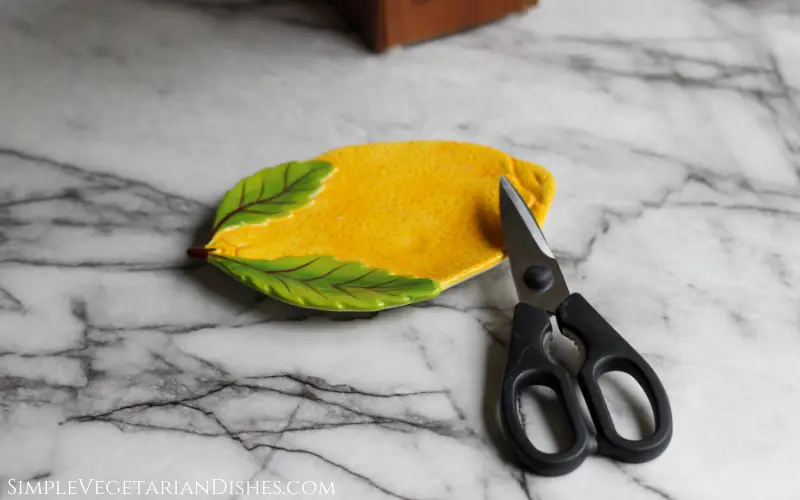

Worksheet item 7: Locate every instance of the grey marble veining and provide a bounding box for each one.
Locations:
[2,0,800,498]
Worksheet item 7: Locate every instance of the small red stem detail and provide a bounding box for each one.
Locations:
[187,247,213,259]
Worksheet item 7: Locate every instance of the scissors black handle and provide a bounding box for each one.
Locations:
[499,293,673,476]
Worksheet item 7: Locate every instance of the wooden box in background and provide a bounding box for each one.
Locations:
[333,0,539,52]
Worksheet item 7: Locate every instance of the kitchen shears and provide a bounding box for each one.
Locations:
[497,176,673,476]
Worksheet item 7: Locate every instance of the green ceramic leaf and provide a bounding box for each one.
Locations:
[211,160,334,235]
[208,254,442,312]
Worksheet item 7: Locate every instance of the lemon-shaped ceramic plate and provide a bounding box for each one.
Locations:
[193,141,555,311]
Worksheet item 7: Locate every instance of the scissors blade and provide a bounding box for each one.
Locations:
[499,176,569,313]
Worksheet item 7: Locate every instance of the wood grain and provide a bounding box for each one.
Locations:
[334,0,539,52]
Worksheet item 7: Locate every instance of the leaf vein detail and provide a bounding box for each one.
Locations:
[334,269,379,287]
[211,162,328,234]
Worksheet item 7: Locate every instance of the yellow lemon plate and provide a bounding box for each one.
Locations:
[191,140,555,311]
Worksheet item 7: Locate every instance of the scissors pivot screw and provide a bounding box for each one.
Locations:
[523,265,554,292]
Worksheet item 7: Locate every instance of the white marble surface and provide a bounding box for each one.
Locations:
[2,0,800,498]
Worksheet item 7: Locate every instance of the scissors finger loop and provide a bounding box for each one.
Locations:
[558,294,673,463]
[499,303,593,476]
